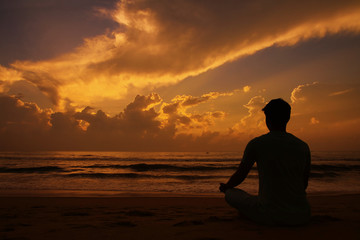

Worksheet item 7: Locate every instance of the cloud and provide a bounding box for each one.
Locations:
[231,95,267,135]
[310,117,320,125]
[0,95,52,150]
[124,93,162,111]
[290,82,318,103]
[2,86,359,151]
[290,82,360,117]
[328,88,353,96]
[0,95,50,127]
[170,91,233,108]
[6,80,53,109]
[242,96,266,125]
[0,65,23,92]
[290,82,360,124]
[1,0,360,110]
[288,82,360,150]
[0,92,246,151]
[160,91,231,133]
[242,86,251,93]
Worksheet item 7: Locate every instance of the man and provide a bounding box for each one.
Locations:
[220,98,311,225]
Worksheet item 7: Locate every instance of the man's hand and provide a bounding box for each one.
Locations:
[219,183,230,193]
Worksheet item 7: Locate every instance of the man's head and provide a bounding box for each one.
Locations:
[262,98,291,131]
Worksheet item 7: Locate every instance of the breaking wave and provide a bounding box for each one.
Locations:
[0,166,65,173]
[64,172,227,180]
[81,163,238,172]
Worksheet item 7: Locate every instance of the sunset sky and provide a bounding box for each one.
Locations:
[0,0,359,151]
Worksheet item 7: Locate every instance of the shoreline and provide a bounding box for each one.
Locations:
[1,189,360,198]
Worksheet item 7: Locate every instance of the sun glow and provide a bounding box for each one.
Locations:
[0,0,359,151]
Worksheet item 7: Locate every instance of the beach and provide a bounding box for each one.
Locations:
[0,151,359,239]
[0,192,359,240]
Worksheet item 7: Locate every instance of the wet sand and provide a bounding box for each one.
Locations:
[0,193,359,240]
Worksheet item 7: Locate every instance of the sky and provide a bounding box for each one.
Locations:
[0,0,360,151]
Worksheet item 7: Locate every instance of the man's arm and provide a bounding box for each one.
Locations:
[223,159,254,188]
[219,142,256,193]
[304,147,311,190]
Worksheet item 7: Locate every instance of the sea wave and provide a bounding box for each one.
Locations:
[80,163,360,173]
[1,163,358,175]
[0,156,240,162]
[64,171,340,180]
[310,172,339,178]
[0,166,65,173]
[81,163,238,172]
[64,172,227,180]
[311,164,360,171]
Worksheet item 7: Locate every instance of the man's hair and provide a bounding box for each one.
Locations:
[262,98,291,125]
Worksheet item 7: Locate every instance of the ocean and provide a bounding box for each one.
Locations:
[0,151,359,195]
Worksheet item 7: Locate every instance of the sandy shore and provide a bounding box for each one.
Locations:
[0,193,359,240]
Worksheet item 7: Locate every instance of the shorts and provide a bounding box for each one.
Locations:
[225,188,273,225]
[225,188,310,225]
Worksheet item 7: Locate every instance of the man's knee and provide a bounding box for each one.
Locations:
[224,188,236,205]
[225,188,257,210]
[225,188,245,207]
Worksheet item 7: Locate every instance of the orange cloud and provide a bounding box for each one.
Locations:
[160,92,233,134]
[0,92,245,151]
[242,86,251,93]
[310,117,320,125]
[231,96,267,135]
[160,91,232,134]
[288,82,360,150]
[1,1,360,112]
[328,89,353,97]
[290,82,318,103]
[290,82,359,117]
[2,84,359,151]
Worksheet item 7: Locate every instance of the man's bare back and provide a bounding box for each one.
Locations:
[220,98,311,225]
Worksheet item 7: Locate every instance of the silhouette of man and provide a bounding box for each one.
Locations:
[220,98,311,225]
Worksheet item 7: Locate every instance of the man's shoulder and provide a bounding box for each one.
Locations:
[250,132,271,141]
[287,133,310,148]
[247,133,269,146]
[249,132,310,150]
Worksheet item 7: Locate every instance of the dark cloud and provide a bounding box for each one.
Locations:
[0,0,119,65]
[6,80,53,109]
[20,71,61,105]
[0,95,50,150]
[0,93,243,151]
